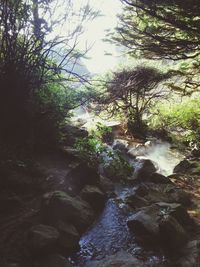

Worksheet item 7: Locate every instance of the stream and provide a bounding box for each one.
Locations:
[70,108,184,266]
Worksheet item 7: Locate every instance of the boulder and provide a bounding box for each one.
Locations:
[125,193,149,209]
[173,159,194,173]
[99,175,115,195]
[159,215,189,250]
[42,191,95,234]
[66,163,100,192]
[85,251,145,267]
[134,159,157,182]
[80,185,106,211]
[148,173,172,184]
[113,140,128,153]
[56,221,80,252]
[127,203,191,249]
[175,240,200,267]
[36,254,72,267]
[127,205,160,244]
[61,125,88,146]
[27,224,60,254]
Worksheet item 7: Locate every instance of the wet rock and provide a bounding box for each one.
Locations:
[56,221,80,252]
[148,172,172,184]
[66,163,100,191]
[127,205,160,243]
[42,191,95,234]
[127,203,191,249]
[175,240,200,267]
[171,189,192,207]
[159,215,188,250]
[61,125,88,146]
[134,159,157,182]
[113,140,128,153]
[125,193,149,209]
[80,185,106,211]
[173,159,194,173]
[27,224,59,254]
[99,175,115,195]
[36,254,72,267]
[85,251,145,267]
[156,202,192,227]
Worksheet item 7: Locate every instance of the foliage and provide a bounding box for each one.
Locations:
[103,151,133,180]
[75,136,133,179]
[94,122,113,144]
[0,0,95,147]
[96,66,170,135]
[75,136,107,168]
[110,0,200,94]
[149,99,200,142]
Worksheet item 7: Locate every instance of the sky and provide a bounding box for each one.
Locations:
[79,0,123,74]
[47,0,123,74]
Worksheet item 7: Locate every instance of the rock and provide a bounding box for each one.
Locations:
[80,185,106,211]
[159,215,188,250]
[99,175,115,195]
[85,251,145,267]
[127,203,191,249]
[66,163,100,192]
[56,221,80,252]
[175,240,200,267]
[173,159,194,173]
[125,193,149,209]
[37,254,72,267]
[148,172,172,184]
[171,189,192,206]
[156,202,192,227]
[134,159,157,182]
[127,205,160,244]
[42,191,95,234]
[113,140,128,153]
[61,125,88,146]
[27,224,60,254]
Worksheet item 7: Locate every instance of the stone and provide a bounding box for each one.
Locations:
[134,159,157,182]
[173,159,194,173]
[175,240,200,267]
[27,224,59,254]
[66,163,100,192]
[85,251,145,267]
[61,125,88,146]
[37,254,72,267]
[127,203,191,249]
[80,185,106,211]
[125,193,149,209]
[159,215,189,250]
[148,172,172,184]
[99,175,114,195]
[56,221,80,251]
[42,191,95,234]
[127,205,160,244]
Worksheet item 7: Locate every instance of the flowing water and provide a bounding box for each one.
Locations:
[70,108,183,266]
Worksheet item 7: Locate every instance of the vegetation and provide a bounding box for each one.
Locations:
[0,0,95,147]
[149,99,200,143]
[95,66,170,136]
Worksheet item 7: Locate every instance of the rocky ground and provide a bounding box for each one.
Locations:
[0,126,200,267]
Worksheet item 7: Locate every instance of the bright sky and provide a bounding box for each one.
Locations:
[48,0,123,74]
[80,0,123,74]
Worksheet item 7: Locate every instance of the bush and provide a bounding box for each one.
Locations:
[149,99,200,142]
[75,136,133,180]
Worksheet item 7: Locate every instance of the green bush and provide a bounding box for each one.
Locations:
[75,136,133,179]
[149,99,200,142]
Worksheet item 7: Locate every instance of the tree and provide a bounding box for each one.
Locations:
[110,0,200,93]
[0,0,96,144]
[97,66,170,135]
